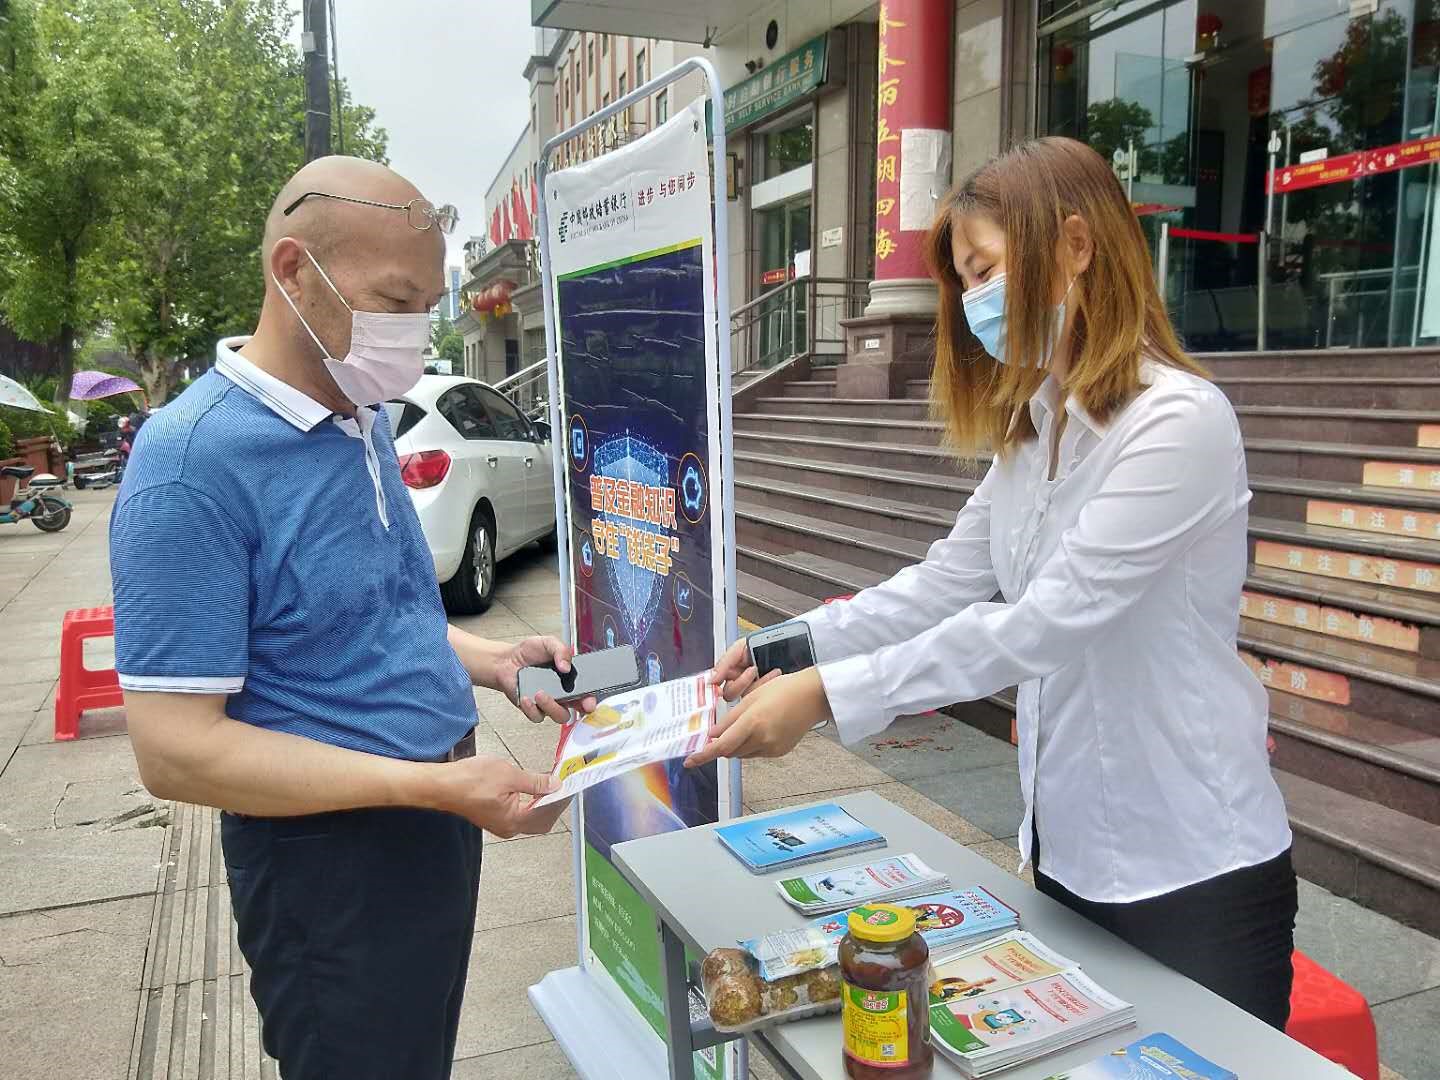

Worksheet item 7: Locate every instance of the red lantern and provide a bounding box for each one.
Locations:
[1053,42,1076,84]
[1197,13,1222,51]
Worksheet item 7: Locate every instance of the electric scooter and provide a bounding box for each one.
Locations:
[1,465,72,532]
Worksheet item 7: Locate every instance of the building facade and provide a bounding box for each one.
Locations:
[532,0,1440,356]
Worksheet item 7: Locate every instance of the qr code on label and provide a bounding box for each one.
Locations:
[882,1043,896,1057]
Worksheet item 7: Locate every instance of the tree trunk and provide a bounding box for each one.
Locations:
[55,321,75,408]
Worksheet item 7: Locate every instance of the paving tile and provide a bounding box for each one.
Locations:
[1372,987,1440,1080]
[21,704,127,746]
[746,780,991,846]
[0,712,29,772]
[495,719,565,774]
[455,914,579,1059]
[451,615,544,642]
[0,770,154,833]
[0,680,54,718]
[0,822,165,915]
[476,831,576,930]
[904,763,1026,842]
[844,713,1018,783]
[1294,879,1440,1006]
[0,896,152,1080]
[1,731,140,786]
[740,733,892,805]
[452,1040,578,1079]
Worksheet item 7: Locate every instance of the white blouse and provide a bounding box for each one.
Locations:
[801,361,1292,903]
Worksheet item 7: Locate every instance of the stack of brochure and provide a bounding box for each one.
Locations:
[715,803,885,873]
[809,884,1019,956]
[928,931,1136,1077]
[776,853,951,915]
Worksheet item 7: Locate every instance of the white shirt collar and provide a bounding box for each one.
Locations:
[214,336,334,432]
[1027,357,1165,437]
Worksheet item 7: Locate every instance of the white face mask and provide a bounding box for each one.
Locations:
[274,251,430,406]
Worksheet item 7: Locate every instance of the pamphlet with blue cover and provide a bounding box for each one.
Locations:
[809,885,1020,957]
[715,803,884,873]
[1042,1032,1237,1079]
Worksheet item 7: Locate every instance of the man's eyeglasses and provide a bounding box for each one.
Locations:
[282,191,459,235]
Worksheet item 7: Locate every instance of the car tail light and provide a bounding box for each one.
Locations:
[399,449,451,489]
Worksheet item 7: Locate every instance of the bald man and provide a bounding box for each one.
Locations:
[109,157,586,1080]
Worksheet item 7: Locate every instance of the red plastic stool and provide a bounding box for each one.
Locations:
[1287,950,1379,1080]
[54,606,124,741]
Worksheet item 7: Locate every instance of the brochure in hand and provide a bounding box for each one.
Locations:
[534,674,716,807]
[715,803,884,873]
[928,931,1136,1077]
[776,853,951,915]
[1042,1032,1238,1079]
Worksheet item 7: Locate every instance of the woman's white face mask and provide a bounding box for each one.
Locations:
[274,251,430,405]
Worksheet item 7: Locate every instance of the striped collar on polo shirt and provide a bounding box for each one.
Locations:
[214,336,333,431]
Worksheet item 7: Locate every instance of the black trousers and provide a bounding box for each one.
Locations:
[222,807,484,1080]
[1032,821,1298,1030]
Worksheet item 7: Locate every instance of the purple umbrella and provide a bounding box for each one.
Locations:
[70,370,143,401]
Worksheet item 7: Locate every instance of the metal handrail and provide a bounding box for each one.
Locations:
[728,275,867,320]
[492,358,547,392]
[730,275,870,374]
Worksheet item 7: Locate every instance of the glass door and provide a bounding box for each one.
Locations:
[756,197,812,367]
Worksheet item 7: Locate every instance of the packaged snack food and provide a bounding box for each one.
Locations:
[699,931,848,1034]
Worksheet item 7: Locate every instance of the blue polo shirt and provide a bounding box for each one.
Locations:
[110,338,476,761]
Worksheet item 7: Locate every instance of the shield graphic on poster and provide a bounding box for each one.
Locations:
[593,432,670,646]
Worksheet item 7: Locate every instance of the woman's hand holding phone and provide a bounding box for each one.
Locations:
[707,638,778,702]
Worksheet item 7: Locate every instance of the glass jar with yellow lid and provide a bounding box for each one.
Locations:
[838,903,934,1079]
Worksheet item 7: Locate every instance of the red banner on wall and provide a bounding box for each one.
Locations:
[1268,134,1440,194]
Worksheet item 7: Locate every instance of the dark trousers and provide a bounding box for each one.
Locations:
[1032,822,1298,1030]
[221,807,483,1080]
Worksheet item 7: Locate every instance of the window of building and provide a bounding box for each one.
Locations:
[588,39,595,74]
[565,79,571,110]
[656,89,669,125]
[753,113,814,183]
[635,48,646,87]
[601,34,609,55]
[618,72,626,98]
[1035,0,1440,352]
[531,103,537,134]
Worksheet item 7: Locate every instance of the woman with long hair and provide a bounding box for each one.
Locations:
[688,137,1298,1027]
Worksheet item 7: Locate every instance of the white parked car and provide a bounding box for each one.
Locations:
[385,375,556,614]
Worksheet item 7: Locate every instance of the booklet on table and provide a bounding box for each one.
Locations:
[1042,1031,1238,1079]
[715,803,884,872]
[534,674,717,807]
[927,930,1136,1077]
[776,853,951,915]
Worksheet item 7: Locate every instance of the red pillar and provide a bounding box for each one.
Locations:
[871,0,954,310]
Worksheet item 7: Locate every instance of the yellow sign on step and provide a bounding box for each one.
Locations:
[1419,424,1440,449]
[1240,650,1351,705]
[1254,540,1440,594]
[1241,590,1420,652]
[1362,461,1440,491]
[1307,499,1440,541]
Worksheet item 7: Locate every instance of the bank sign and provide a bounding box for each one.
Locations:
[723,33,828,131]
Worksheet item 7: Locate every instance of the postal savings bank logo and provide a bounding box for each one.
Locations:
[555,190,630,244]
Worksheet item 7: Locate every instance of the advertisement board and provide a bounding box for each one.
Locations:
[536,93,738,1080]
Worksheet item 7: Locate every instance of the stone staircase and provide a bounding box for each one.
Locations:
[731,349,1440,938]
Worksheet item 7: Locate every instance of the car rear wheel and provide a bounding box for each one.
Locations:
[440,507,496,615]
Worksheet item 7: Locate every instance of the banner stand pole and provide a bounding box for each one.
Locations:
[528,57,743,1080]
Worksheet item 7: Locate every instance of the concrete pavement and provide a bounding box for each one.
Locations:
[0,487,1431,1079]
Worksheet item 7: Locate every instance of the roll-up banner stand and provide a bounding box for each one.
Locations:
[528,60,743,1080]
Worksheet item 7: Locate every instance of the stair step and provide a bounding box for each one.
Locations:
[735,569,825,629]
[783,381,837,399]
[1245,438,1440,486]
[1249,517,1440,594]
[1246,565,1440,657]
[1242,587,1423,653]
[1248,474,1440,527]
[1219,376,1440,409]
[735,500,928,577]
[1240,617,1440,733]
[1268,695,1440,825]
[1276,770,1440,937]
[1197,347,1440,378]
[735,450,976,514]
[1236,405,1440,447]
[1421,424,1440,448]
[735,477,952,544]
[753,396,930,420]
[737,544,885,603]
[734,429,967,476]
[734,411,944,447]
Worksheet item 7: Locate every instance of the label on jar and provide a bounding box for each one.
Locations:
[842,981,909,1066]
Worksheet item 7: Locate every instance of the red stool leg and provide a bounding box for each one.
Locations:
[54,618,82,741]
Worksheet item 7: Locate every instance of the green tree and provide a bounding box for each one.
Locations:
[432,314,464,364]
[1084,98,1159,177]
[90,0,388,404]
[0,0,182,406]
